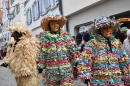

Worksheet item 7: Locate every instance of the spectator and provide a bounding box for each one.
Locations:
[123,29,130,58]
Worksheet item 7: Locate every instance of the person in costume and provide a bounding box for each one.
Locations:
[6,40,14,59]
[39,13,81,86]
[1,22,40,86]
[123,29,130,58]
[77,16,130,86]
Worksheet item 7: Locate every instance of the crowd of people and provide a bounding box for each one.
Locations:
[0,14,130,86]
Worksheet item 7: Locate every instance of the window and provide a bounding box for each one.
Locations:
[16,4,20,14]
[26,8,32,25]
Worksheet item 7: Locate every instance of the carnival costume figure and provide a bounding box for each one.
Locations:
[1,22,40,86]
[39,13,81,86]
[77,16,130,86]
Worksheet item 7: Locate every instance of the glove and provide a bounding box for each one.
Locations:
[37,66,43,73]
[84,79,90,85]
[1,63,8,67]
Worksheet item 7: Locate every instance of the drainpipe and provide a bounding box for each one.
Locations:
[59,0,63,15]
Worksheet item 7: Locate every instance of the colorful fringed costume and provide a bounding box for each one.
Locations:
[77,16,130,86]
[39,30,80,86]
[4,22,40,86]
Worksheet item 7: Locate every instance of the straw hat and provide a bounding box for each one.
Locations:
[6,22,31,34]
[40,13,67,31]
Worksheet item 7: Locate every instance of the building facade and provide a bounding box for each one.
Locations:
[62,0,130,36]
[1,0,10,45]
[25,0,59,38]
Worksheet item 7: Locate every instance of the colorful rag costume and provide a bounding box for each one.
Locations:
[39,14,81,86]
[77,16,130,86]
[4,22,40,86]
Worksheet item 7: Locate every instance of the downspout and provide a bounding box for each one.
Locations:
[59,0,69,32]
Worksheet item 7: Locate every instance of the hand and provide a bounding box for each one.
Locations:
[1,63,8,67]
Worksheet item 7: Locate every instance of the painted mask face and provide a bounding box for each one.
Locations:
[100,26,113,39]
[49,20,60,32]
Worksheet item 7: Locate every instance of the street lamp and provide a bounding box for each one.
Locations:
[7,14,14,26]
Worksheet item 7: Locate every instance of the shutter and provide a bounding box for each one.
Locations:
[38,0,42,15]
[26,10,28,24]
[29,8,32,23]
[32,4,35,20]
[36,0,40,17]
[55,0,59,5]
[45,0,50,12]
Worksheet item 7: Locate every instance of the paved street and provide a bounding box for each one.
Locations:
[0,60,87,86]
[0,60,45,86]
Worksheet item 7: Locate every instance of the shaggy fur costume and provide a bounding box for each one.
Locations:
[5,22,40,86]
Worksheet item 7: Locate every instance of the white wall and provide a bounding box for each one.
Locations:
[67,0,130,36]
[62,0,105,16]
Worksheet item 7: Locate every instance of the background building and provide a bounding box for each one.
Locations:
[62,0,130,36]
[1,0,10,46]
[0,0,3,45]
[25,0,59,38]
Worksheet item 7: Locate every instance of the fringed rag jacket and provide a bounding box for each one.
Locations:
[39,30,81,86]
[77,34,130,86]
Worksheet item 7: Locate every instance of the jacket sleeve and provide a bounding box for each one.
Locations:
[38,36,47,69]
[20,38,40,76]
[65,34,81,67]
[118,42,130,84]
[77,41,94,81]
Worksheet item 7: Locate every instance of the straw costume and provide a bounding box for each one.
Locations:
[77,16,130,86]
[1,22,40,86]
[39,14,81,86]
[6,40,15,59]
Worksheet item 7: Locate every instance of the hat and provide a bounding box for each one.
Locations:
[83,32,90,42]
[6,22,31,34]
[91,16,120,34]
[40,13,67,31]
[120,27,128,33]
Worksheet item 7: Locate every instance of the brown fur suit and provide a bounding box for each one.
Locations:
[5,22,40,86]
